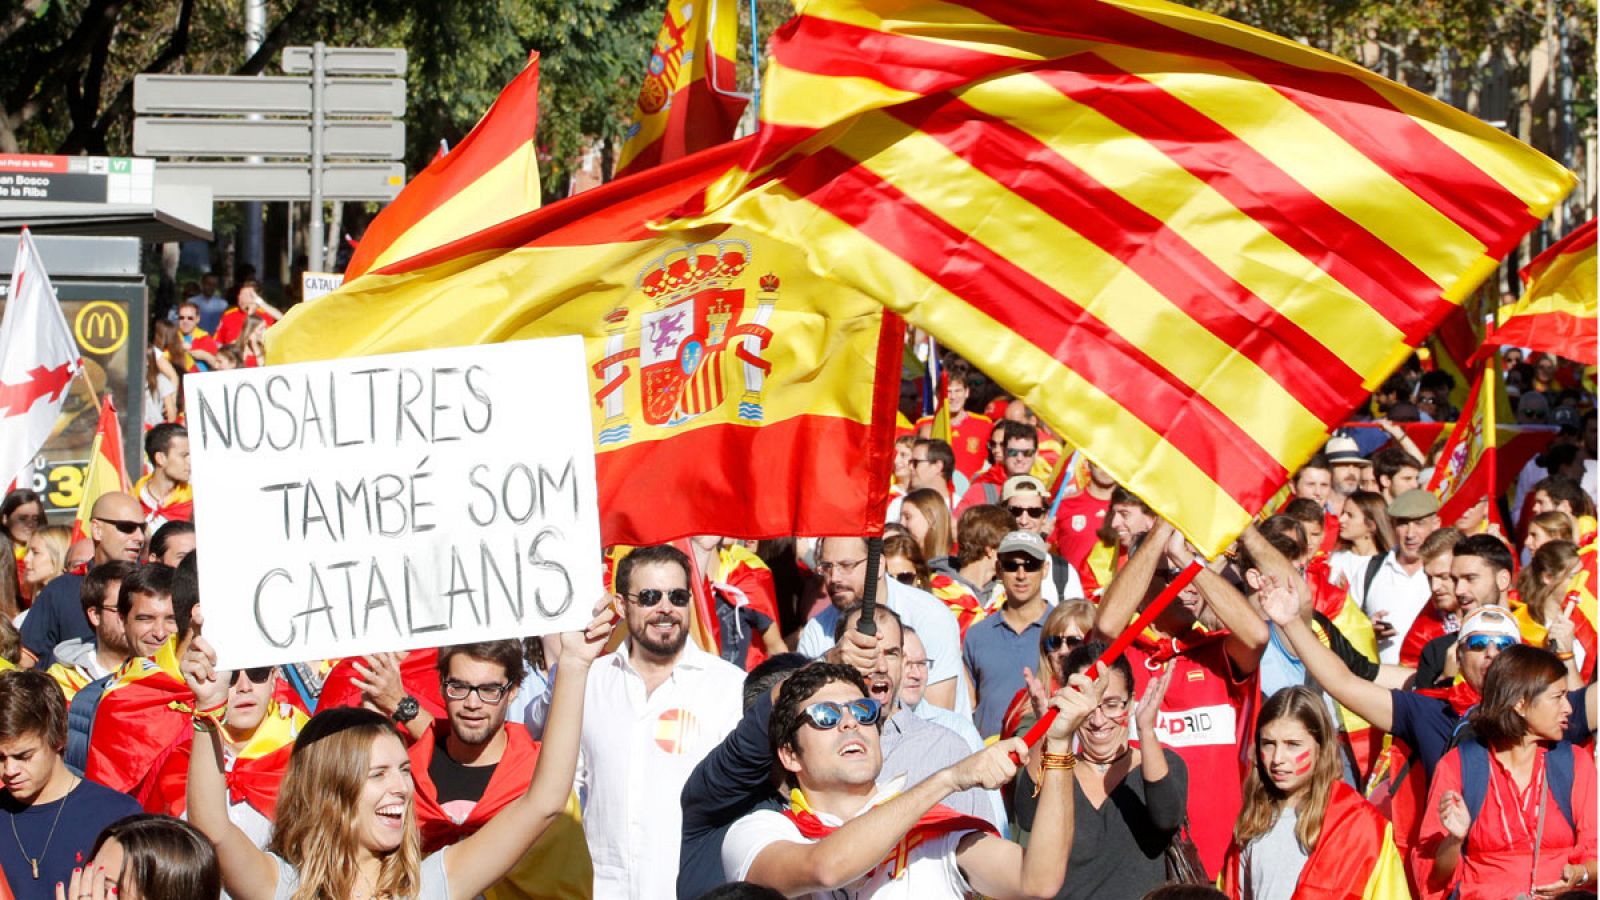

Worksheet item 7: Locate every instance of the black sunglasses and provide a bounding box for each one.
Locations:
[627,588,692,608]
[1044,634,1083,653]
[1006,505,1045,520]
[94,517,146,535]
[231,667,273,685]
[892,571,918,585]
[999,557,1044,573]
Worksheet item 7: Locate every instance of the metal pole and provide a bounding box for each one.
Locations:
[242,0,267,279]
[308,41,326,271]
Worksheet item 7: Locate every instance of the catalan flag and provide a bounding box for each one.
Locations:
[71,395,130,543]
[344,55,542,279]
[613,0,746,179]
[270,139,905,546]
[1482,218,1597,365]
[668,0,1575,556]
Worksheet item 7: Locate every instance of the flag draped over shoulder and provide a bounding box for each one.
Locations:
[344,56,542,280]
[84,639,191,794]
[141,701,306,818]
[270,140,905,545]
[614,0,747,179]
[71,395,130,543]
[667,0,1575,556]
[1482,218,1596,365]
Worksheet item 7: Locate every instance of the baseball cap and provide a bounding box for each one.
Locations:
[1001,475,1047,502]
[1459,606,1521,642]
[996,530,1048,561]
[1386,488,1441,520]
[1324,435,1371,466]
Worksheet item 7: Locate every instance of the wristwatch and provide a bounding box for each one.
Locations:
[392,695,421,725]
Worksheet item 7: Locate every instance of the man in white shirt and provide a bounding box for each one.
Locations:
[722,661,1100,899]
[795,536,964,713]
[1347,489,1440,665]
[577,544,744,899]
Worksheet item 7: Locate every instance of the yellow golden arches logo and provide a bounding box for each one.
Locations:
[74,301,127,354]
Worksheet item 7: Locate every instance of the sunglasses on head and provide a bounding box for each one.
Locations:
[1462,634,1517,653]
[627,588,692,608]
[999,556,1044,573]
[801,697,883,730]
[1044,634,1083,653]
[1006,505,1044,520]
[94,517,146,535]
[231,666,273,685]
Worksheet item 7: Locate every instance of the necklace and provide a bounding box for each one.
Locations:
[1079,745,1131,772]
[10,776,76,879]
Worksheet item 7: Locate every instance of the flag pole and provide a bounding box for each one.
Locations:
[1483,352,1500,531]
[1012,558,1203,761]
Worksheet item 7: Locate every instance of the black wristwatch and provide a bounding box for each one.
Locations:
[392,695,421,725]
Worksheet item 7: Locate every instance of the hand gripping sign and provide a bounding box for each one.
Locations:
[184,337,604,669]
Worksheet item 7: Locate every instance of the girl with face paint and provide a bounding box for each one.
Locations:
[1219,687,1408,899]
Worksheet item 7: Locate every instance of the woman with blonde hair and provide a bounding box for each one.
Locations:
[183,603,615,900]
[899,488,953,563]
[22,524,71,598]
[1513,540,1595,684]
[1219,686,1406,898]
[1523,510,1577,555]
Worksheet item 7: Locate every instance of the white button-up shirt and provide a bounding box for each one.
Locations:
[577,639,744,899]
[1340,550,1431,665]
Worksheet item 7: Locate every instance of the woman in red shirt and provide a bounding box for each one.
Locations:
[1417,645,1597,899]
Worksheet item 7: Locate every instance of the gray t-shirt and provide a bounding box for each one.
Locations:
[1240,805,1308,900]
[271,850,449,899]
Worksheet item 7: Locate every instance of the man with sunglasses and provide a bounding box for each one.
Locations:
[1000,476,1086,606]
[404,640,591,900]
[962,531,1054,739]
[579,544,743,899]
[723,662,1103,898]
[19,493,145,670]
[954,421,1037,514]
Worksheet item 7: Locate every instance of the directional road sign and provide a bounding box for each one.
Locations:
[282,46,407,76]
[133,118,405,159]
[134,75,405,117]
[154,162,404,201]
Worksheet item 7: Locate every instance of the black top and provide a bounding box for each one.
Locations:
[1012,748,1189,900]
[678,691,781,900]
[18,574,89,669]
[427,732,494,806]
[1414,632,1456,690]
[0,777,142,900]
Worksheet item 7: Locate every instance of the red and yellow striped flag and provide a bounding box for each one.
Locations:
[270,139,905,545]
[71,394,129,543]
[1483,218,1596,365]
[668,0,1575,556]
[345,55,542,279]
[613,0,746,179]
[1426,363,1515,528]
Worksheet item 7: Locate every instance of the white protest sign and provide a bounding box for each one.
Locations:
[185,336,603,668]
[301,271,344,303]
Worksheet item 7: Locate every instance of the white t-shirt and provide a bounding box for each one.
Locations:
[723,800,975,899]
[144,372,177,428]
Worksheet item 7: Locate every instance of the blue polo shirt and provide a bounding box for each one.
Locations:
[963,607,1047,738]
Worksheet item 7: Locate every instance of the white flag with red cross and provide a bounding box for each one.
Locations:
[0,228,83,487]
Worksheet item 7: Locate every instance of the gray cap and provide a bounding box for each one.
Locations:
[1386,488,1441,520]
[997,530,1049,561]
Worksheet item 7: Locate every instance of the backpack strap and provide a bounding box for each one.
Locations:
[63,674,113,776]
[1362,553,1386,604]
[1546,741,1577,833]
[1457,738,1577,838]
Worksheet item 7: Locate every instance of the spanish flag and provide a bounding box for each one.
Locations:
[71,395,129,543]
[1426,362,1516,528]
[1481,217,1597,365]
[83,638,191,794]
[613,0,746,179]
[344,55,542,279]
[1219,781,1409,899]
[270,139,905,546]
[668,0,1574,557]
[140,700,306,818]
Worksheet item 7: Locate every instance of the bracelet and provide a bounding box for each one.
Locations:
[1041,751,1077,771]
[172,700,228,730]
[1556,650,1576,661]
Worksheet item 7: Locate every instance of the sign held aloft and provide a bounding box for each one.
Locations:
[185,337,603,668]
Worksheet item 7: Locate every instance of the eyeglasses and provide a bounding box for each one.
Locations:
[94,517,146,535]
[1093,697,1131,719]
[442,679,511,703]
[1462,634,1517,653]
[891,571,918,585]
[1006,505,1045,520]
[999,557,1044,573]
[801,697,883,730]
[1004,448,1035,458]
[1043,634,1083,653]
[231,667,274,685]
[904,658,931,671]
[626,588,692,608]
[817,558,867,577]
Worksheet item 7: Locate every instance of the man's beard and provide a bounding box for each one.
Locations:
[632,614,688,658]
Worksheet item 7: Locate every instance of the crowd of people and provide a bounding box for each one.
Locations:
[0,289,1593,900]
